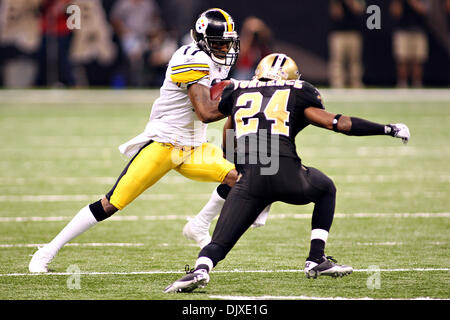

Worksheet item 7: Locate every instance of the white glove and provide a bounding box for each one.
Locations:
[387,123,410,144]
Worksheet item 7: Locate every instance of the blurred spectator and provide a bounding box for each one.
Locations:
[231,16,272,80]
[0,0,41,87]
[157,0,204,45]
[390,0,429,88]
[144,24,177,87]
[69,0,117,86]
[110,0,161,87]
[328,0,364,88]
[35,0,75,87]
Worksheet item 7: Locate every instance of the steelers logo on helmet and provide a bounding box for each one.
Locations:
[195,16,208,34]
[191,8,240,66]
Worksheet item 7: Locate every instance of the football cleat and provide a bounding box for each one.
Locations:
[164,267,210,293]
[28,246,55,273]
[182,219,211,248]
[304,256,353,279]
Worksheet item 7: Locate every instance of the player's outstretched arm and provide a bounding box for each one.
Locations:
[304,107,410,144]
[188,83,227,123]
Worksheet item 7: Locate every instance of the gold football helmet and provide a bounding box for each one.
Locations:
[254,53,300,81]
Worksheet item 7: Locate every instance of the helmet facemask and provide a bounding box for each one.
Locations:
[205,34,240,66]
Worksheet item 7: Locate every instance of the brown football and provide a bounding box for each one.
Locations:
[210,80,232,100]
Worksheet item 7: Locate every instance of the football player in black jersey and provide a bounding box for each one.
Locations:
[164,53,410,293]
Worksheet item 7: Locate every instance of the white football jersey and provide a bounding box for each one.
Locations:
[119,42,231,158]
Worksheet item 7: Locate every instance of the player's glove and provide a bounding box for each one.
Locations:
[386,123,410,144]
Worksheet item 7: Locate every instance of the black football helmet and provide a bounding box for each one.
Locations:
[191,8,240,66]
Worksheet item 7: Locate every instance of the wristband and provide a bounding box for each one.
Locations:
[385,124,396,136]
[332,114,342,132]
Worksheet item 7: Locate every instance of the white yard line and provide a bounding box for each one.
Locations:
[1,212,449,222]
[356,241,446,246]
[1,174,449,185]
[1,241,445,248]
[0,268,448,277]
[0,189,448,202]
[0,176,188,185]
[0,212,449,223]
[0,194,212,202]
[262,212,450,218]
[0,243,143,248]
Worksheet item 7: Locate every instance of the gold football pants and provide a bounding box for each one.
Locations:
[106,141,235,210]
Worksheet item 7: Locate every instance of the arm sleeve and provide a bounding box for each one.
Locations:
[346,117,387,136]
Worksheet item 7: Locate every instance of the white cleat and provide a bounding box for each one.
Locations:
[164,269,210,293]
[182,219,211,248]
[28,247,55,273]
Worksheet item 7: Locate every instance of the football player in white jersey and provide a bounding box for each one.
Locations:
[29,8,267,272]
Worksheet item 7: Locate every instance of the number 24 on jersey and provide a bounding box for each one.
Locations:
[234,89,290,138]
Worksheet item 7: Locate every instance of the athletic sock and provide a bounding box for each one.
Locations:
[194,256,213,273]
[45,204,98,256]
[307,229,328,261]
[308,239,326,262]
[191,187,226,227]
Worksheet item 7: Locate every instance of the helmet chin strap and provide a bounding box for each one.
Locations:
[211,51,227,64]
[211,55,225,64]
[207,43,228,65]
[190,29,196,42]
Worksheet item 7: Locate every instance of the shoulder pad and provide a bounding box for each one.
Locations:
[170,45,211,84]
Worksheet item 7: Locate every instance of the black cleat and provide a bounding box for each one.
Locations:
[304,256,353,279]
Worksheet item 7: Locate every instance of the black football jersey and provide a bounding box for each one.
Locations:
[218,79,324,161]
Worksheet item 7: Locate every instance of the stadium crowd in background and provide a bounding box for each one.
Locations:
[390,0,429,88]
[230,16,273,80]
[328,0,365,88]
[0,0,447,88]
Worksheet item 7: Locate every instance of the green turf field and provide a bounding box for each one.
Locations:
[0,89,449,301]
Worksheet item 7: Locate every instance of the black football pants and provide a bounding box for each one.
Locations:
[199,156,336,267]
